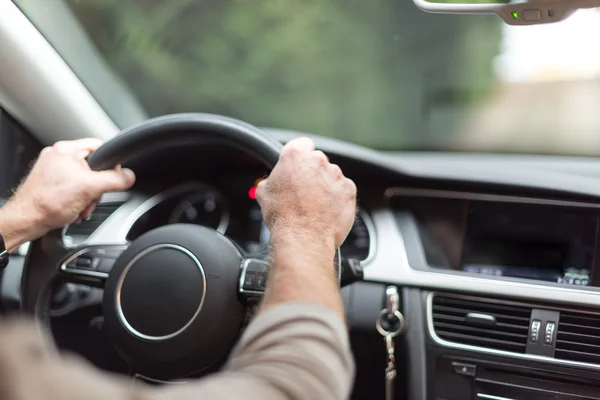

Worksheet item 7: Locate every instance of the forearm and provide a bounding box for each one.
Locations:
[152,303,355,400]
[261,229,344,318]
[0,198,45,252]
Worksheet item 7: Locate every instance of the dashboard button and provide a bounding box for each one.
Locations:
[530,320,541,343]
[545,322,556,345]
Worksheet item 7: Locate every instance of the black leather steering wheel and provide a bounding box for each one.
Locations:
[20,113,290,379]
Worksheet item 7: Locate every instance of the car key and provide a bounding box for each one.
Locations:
[376,286,405,400]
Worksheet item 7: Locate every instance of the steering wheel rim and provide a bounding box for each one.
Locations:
[87,113,283,170]
[20,113,286,378]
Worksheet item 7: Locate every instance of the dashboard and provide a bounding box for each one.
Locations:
[8,131,600,399]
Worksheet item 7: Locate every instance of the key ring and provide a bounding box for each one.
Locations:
[376,309,405,337]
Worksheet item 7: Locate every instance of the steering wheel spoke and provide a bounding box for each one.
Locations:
[60,244,128,285]
[238,258,269,302]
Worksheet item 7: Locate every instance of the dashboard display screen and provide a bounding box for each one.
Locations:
[461,201,596,286]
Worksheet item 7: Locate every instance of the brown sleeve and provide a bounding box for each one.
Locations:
[0,303,355,400]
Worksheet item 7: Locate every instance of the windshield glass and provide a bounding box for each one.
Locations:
[14,1,600,154]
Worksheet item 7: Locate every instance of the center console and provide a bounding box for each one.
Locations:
[388,188,600,399]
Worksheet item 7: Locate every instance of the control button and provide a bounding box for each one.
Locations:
[96,258,117,274]
[243,271,258,290]
[545,322,556,345]
[530,320,541,343]
[76,257,92,268]
[523,9,541,21]
[246,260,269,274]
[452,362,476,377]
[255,273,267,290]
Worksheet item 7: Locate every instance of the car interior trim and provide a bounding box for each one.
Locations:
[0,1,118,144]
[357,209,377,267]
[426,291,600,371]
[115,243,207,341]
[476,394,516,400]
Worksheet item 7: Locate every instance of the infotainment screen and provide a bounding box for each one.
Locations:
[461,201,596,286]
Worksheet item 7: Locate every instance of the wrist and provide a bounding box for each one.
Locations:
[263,225,343,317]
[0,198,47,252]
[270,226,336,262]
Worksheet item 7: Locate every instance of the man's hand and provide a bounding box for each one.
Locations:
[0,138,135,251]
[256,137,357,317]
[257,137,357,249]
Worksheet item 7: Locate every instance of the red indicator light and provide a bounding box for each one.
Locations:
[248,186,257,200]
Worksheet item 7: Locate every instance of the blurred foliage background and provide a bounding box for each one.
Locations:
[27,0,503,150]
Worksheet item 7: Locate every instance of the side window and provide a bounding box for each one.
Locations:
[0,109,43,203]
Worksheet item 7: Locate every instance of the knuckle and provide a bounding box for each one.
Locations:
[79,185,97,203]
[40,146,53,155]
[345,178,357,193]
[281,145,299,159]
[53,141,68,151]
[313,150,329,165]
[330,164,343,177]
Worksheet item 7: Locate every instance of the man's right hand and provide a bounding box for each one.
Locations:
[256,137,357,249]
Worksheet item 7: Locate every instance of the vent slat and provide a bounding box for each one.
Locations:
[431,294,531,354]
[432,305,530,323]
[65,202,124,239]
[557,331,600,347]
[434,297,531,317]
[560,314,600,328]
[556,340,600,353]
[433,313,529,333]
[434,322,528,340]
[556,311,600,365]
[435,330,527,352]
[555,349,600,364]
[559,323,600,336]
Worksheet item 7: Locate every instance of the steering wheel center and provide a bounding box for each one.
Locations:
[102,224,246,379]
[116,244,207,341]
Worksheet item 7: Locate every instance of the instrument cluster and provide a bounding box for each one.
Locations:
[127,180,373,261]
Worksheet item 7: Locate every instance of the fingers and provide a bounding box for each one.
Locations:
[90,168,136,196]
[281,137,316,157]
[53,138,104,158]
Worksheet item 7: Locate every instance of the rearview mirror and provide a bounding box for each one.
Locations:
[413,0,600,25]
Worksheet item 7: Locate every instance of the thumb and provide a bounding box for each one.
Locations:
[91,168,136,194]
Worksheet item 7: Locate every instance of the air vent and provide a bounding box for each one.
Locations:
[556,311,600,364]
[65,202,124,239]
[431,294,532,353]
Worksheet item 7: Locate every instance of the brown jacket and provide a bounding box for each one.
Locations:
[0,303,354,400]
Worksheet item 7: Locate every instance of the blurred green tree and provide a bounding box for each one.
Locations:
[65,0,501,149]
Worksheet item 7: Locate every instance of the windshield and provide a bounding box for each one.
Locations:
[14,1,600,155]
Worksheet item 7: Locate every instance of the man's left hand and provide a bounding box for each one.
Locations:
[0,138,135,250]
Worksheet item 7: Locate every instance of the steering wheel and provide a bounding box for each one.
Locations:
[19,113,299,379]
